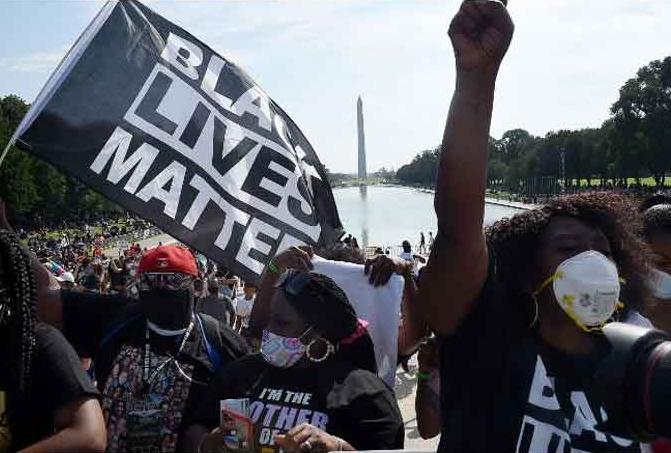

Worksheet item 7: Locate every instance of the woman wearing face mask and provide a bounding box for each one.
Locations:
[419,2,653,451]
[184,271,404,453]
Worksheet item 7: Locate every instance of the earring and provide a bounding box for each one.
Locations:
[529,294,539,329]
[306,338,335,363]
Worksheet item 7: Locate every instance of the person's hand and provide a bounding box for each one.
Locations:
[364,254,411,287]
[271,246,314,273]
[275,424,341,452]
[449,0,514,77]
[417,337,440,373]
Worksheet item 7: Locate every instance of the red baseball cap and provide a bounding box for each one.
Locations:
[137,245,198,277]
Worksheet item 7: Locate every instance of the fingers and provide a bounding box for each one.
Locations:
[275,434,299,452]
[364,254,385,276]
[275,246,314,272]
[276,424,311,452]
[471,0,514,35]
[298,245,314,258]
[285,423,310,438]
[369,257,395,287]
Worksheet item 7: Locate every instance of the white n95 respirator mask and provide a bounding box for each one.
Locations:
[534,250,621,332]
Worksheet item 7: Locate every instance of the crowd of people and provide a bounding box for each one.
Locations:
[3,2,671,453]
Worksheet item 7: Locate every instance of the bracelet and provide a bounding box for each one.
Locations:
[267,260,281,275]
[416,371,431,382]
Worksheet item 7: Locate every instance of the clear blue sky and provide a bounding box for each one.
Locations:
[2,0,670,173]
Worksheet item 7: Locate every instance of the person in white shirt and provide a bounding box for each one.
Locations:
[235,282,256,334]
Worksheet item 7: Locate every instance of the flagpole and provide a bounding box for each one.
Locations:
[0,0,118,171]
[0,142,12,168]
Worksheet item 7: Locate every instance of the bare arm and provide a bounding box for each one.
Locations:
[248,268,281,339]
[20,397,106,453]
[415,339,441,439]
[398,267,428,356]
[248,246,314,339]
[418,1,513,336]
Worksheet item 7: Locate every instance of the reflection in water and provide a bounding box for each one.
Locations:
[333,186,524,249]
[359,186,369,246]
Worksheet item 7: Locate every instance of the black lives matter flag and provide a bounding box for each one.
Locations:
[7,0,342,282]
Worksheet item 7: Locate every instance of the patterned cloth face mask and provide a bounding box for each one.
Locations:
[261,328,313,368]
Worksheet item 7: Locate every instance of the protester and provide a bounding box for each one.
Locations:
[640,194,671,332]
[234,281,256,334]
[418,2,653,451]
[398,240,426,276]
[0,215,106,451]
[419,232,427,254]
[26,241,249,451]
[184,271,404,452]
[250,246,427,387]
[197,279,236,327]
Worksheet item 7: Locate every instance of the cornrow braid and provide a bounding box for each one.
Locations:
[0,229,38,399]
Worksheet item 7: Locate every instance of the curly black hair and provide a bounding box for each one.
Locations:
[485,192,650,312]
[640,194,671,240]
[0,229,38,400]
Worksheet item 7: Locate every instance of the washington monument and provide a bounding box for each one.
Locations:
[357,96,367,179]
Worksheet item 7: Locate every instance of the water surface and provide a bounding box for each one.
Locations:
[333,185,524,249]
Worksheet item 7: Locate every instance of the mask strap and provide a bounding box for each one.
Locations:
[298,326,314,343]
[560,296,625,333]
[532,271,564,298]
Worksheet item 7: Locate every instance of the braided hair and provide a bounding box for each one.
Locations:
[283,273,378,374]
[0,230,38,399]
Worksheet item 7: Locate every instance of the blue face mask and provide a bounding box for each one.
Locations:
[650,268,671,299]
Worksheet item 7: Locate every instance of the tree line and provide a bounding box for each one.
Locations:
[396,57,671,195]
[0,95,119,225]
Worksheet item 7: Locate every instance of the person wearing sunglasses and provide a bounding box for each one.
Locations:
[6,220,250,453]
[184,271,404,453]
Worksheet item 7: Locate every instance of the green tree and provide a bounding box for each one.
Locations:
[611,57,671,187]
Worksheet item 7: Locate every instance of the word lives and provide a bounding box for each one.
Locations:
[90,32,322,277]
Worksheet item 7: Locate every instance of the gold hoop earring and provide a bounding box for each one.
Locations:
[306,338,335,363]
[529,294,539,329]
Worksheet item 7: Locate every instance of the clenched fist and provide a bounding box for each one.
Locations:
[449,1,514,77]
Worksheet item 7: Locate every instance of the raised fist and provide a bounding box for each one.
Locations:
[448,1,514,75]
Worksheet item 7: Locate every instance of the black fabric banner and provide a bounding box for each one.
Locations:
[9,0,342,283]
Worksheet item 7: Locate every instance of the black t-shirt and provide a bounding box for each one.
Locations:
[193,354,404,452]
[62,290,249,451]
[0,323,99,451]
[437,261,643,453]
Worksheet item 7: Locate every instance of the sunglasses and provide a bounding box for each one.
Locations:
[139,273,194,291]
[275,270,311,296]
